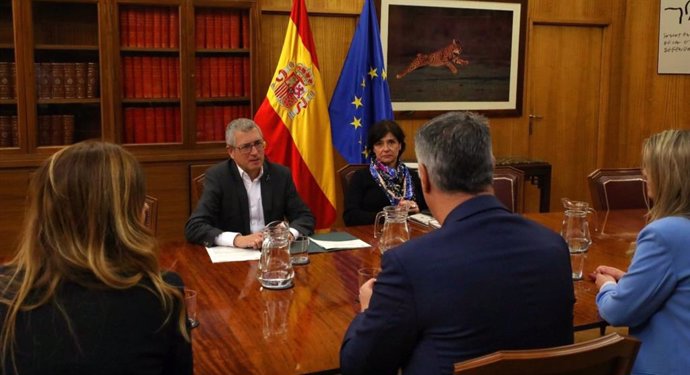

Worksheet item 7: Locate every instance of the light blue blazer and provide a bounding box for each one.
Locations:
[597,216,690,375]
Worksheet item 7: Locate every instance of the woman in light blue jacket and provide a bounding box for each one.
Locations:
[592,129,690,375]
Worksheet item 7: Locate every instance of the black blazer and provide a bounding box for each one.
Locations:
[184,159,315,246]
[343,167,427,226]
[1,272,192,375]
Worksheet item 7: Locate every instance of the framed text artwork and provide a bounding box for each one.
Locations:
[658,0,690,74]
[381,0,527,116]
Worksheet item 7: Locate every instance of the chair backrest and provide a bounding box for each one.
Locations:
[493,166,524,213]
[143,194,158,235]
[189,163,215,213]
[587,168,649,211]
[338,164,368,196]
[454,333,641,375]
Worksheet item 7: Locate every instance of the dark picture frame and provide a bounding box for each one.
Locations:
[380,0,527,117]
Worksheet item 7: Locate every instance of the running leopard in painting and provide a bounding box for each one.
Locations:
[395,39,469,79]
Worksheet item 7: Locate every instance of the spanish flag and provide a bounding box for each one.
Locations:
[253,0,336,229]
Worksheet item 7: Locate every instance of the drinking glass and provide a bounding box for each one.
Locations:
[289,236,310,265]
[184,289,199,328]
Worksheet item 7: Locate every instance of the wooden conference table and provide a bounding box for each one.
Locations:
[159,210,646,375]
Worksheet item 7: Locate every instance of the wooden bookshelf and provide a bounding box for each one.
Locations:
[0,0,18,149]
[0,0,257,250]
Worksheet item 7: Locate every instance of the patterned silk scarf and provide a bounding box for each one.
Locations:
[369,159,415,205]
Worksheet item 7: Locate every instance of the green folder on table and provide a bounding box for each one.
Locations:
[307,232,371,253]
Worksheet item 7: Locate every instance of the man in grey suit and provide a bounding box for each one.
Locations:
[340,112,574,375]
[184,118,314,248]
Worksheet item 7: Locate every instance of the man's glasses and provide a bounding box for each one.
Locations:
[233,139,266,154]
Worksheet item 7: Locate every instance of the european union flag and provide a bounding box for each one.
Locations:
[328,0,393,164]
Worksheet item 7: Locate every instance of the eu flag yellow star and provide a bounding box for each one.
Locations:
[368,67,378,79]
[360,78,366,88]
[382,69,387,80]
[351,96,363,109]
[350,117,362,129]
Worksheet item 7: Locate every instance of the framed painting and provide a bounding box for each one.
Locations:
[380,0,527,117]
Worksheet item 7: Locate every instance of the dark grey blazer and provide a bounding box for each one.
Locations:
[184,159,315,246]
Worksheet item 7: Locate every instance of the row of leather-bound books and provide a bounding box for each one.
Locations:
[0,116,18,148]
[35,62,99,100]
[195,104,252,142]
[0,62,17,100]
[121,57,180,99]
[119,6,179,49]
[122,104,251,144]
[194,8,250,49]
[194,57,250,98]
[37,114,75,146]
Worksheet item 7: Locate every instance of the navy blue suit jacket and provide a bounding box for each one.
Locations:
[184,159,315,246]
[340,195,574,375]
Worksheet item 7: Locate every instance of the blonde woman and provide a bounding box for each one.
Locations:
[0,141,192,374]
[592,129,690,375]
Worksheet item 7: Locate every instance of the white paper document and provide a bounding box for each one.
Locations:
[205,246,261,263]
[309,238,371,250]
[408,213,441,229]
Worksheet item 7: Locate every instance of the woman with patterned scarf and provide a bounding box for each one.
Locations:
[343,120,427,226]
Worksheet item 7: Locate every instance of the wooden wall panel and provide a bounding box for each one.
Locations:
[608,0,690,167]
[0,170,31,257]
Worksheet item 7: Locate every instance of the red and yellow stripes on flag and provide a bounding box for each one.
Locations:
[253,0,336,229]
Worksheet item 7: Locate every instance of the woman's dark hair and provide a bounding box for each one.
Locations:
[367,120,406,160]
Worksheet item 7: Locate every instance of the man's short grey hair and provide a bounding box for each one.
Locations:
[414,111,493,193]
[225,118,263,146]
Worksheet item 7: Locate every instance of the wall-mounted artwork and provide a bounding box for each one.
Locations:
[381,0,527,116]
[658,0,690,74]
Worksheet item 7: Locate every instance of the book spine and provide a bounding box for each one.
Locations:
[0,62,9,99]
[218,58,227,98]
[38,116,50,146]
[153,8,162,48]
[127,6,137,48]
[241,12,250,48]
[144,107,155,143]
[243,57,250,97]
[51,63,65,99]
[221,10,231,49]
[200,58,210,98]
[38,63,51,99]
[0,116,10,147]
[160,57,169,98]
[209,57,219,98]
[163,107,174,143]
[213,12,223,49]
[135,7,145,48]
[50,115,64,146]
[120,7,129,47]
[134,108,146,144]
[173,58,179,98]
[196,107,205,141]
[155,107,166,143]
[232,57,242,97]
[160,7,170,48]
[214,106,224,141]
[195,57,201,97]
[204,106,214,141]
[10,116,17,147]
[133,57,143,98]
[205,13,214,49]
[142,56,152,98]
[195,10,205,48]
[151,57,162,98]
[169,8,179,48]
[75,63,87,98]
[230,11,240,49]
[86,63,99,98]
[124,107,135,143]
[144,7,154,48]
[10,63,16,98]
[62,115,75,145]
[63,63,76,99]
[174,107,181,142]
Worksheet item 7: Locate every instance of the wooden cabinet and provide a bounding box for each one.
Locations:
[0,0,256,251]
[0,0,255,164]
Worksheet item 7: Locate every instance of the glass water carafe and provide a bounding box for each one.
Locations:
[374,205,410,254]
[257,221,294,289]
[561,209,592,280]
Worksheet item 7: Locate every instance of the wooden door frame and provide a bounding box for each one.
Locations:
[526,17,612,168]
